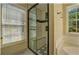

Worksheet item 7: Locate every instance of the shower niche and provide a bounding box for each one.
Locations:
[28,4,49,55]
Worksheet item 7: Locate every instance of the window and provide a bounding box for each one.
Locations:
[68,5,79,33]
[2,4,25,44]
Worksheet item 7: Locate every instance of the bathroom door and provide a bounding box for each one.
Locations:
[28,4,49,55]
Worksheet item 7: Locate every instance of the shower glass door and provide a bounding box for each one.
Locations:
[29,7,37,52]
[36,4,48,55]
[28,4,49,55]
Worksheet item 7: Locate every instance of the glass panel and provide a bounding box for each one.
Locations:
[29,4,48,55]
[72,20,76,32]
[77,8,79,19]
[29,8,37,51]
[77,20,79,32]
[77,8,79,32]
[2,26,23,44]
[69,8,77,13]
[2,4,25,44]
[36,4,48,55]
[68,8,77,32]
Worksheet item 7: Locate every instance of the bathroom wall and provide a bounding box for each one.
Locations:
[63,4,79,47]
[63,4,73,34]
[49,3,79,55]
[53,3,79,55]
[54,4,63,54]
[1,4,28,55]
[56,4,79,55]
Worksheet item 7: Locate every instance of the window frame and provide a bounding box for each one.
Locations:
[66,4,79,34]
[2,4,26,44]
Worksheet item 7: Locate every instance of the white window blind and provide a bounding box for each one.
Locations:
[2,4,25,44]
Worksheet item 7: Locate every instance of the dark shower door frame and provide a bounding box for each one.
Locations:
[28,3,49,55]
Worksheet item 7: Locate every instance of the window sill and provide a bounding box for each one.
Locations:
[2,40,25,48]
[65,32,79,37]
[66,32,79,35]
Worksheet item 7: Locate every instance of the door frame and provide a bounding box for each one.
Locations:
[27,3,49,55]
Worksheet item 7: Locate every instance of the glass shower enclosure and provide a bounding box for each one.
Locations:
[28,4,49,55]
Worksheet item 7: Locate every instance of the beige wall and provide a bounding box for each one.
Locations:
[62,4,73,34]
[49,4,54,55]
[54,4,63,54]
[1,4,28,55]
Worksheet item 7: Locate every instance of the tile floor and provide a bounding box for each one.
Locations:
[19,49,34,55]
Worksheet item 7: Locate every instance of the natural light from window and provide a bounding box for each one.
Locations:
[2,4,25,44]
